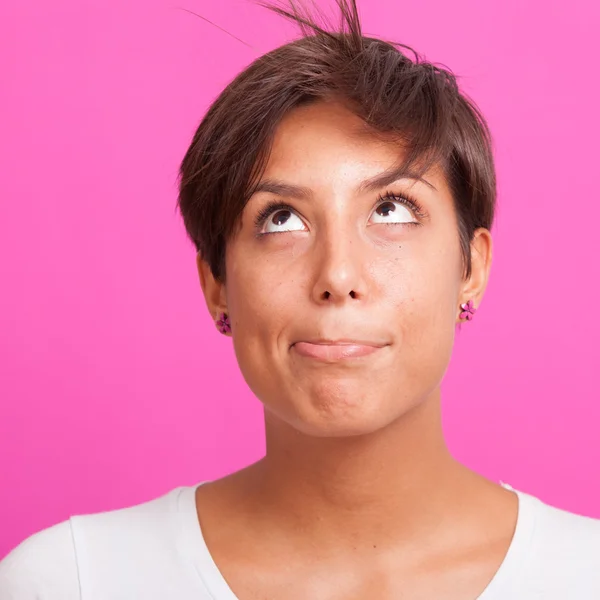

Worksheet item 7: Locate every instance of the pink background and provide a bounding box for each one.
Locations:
[1,0,599,558]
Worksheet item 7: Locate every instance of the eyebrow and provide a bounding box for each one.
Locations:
[251,165,437,200]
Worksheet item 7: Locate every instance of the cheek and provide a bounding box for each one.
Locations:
[224,248,304,385]
[226,251,298,325]
[225,259,281,400]
[378,234,460,312]
[381,242,460,375]
[225,231,314,322]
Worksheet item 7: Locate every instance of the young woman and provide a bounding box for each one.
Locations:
[2,1,599,598]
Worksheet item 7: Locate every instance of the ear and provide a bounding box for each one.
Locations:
[196,252,228,328]
[458,228,493,317]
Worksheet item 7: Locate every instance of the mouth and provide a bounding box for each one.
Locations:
[290,339,389,361]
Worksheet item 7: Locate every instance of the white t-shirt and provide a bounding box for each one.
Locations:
[1,482,600,599]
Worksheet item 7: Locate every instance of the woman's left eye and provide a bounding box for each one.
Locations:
[369,198,417,225]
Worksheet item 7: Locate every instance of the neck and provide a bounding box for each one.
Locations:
[244,388,472,546]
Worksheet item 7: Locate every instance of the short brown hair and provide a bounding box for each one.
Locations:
[177,0,496,281]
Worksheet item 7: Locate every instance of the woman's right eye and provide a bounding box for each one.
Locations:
[262,209,307,234]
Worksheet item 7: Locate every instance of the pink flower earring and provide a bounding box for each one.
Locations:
[459,299,476,321]
[216,312,231,334]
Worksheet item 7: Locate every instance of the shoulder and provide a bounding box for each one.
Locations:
[70,485,188,553]
[523,491,600,594]
[0,486,193,600]
[531,492,600,553]
[0,519,80,599]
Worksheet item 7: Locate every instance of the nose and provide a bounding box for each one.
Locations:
[310,231,369,305]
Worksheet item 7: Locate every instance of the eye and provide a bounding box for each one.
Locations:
[262,208,307,234]
[369,196,418,225]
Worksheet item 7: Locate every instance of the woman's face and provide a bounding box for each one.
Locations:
[201,100,490,437]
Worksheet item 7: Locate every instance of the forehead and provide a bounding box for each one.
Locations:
[262,100,448,193]
[268,100,393,166]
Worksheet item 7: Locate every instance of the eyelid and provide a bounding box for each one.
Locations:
[374,190,427,220]
[254,201,297,229]
[254,200,308,235]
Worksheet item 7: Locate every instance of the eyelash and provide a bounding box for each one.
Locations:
[253,190,426,233]
[375,190,426,224]
[254,201,295,230]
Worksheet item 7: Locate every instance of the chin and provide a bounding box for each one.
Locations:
[286,385,406,438]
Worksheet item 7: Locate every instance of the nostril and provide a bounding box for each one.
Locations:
[320,290,358,300]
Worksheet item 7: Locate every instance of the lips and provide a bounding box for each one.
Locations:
[291,340,387,361]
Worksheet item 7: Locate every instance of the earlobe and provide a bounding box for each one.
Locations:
[216,312,232,335]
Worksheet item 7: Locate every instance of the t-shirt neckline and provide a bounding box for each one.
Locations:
[177,482,239,600]
[476,483,536,598]
[176,481,536,600]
